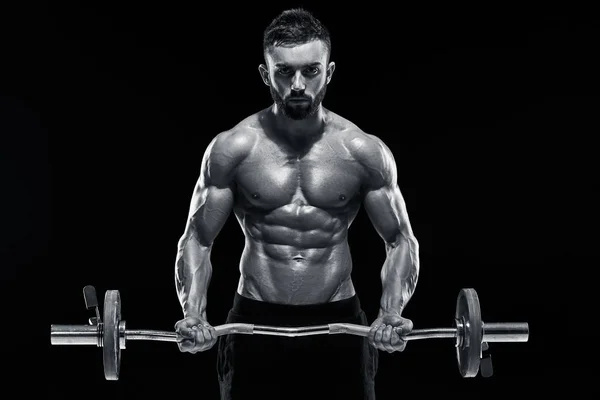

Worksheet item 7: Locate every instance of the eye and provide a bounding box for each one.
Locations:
[277,67,292,75]
[304,67,320,75]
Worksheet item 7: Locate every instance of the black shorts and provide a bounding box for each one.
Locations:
[216,293,379,400]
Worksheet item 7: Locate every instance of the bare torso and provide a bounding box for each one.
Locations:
[230,108,371,304]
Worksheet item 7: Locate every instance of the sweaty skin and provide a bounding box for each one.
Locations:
[174,38,418,356]
[175,106,419,313]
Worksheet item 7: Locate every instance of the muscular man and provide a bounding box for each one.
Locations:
[174,8,419,400]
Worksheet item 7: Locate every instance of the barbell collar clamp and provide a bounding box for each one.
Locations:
[83,285,102,326]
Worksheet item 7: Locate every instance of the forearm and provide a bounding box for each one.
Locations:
[379,233,419,317]
[175,228,213,320]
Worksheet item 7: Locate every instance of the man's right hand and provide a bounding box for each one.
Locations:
[175,316,218,353]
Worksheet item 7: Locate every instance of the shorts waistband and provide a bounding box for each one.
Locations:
[229,292,362,324]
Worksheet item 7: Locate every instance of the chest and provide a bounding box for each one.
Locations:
[235,139,365,209]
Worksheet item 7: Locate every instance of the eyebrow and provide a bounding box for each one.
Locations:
[275,62,322,68]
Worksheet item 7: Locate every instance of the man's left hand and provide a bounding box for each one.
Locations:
[368,313,413,352]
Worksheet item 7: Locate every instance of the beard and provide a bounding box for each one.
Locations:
[270,85,327,120]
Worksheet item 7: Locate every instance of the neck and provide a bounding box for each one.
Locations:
[270,103,326,142]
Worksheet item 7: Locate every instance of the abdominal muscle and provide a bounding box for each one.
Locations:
[236,220,356,305]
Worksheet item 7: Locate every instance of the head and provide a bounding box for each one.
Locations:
[259,8,336,120]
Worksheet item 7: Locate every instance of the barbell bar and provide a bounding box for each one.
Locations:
[50,286,529,381]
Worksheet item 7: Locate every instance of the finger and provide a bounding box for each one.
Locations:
[208,325,217,342]
[200,328,214,350]
[383,325,397,353]
[378,324,391,352]
[396,319,414,335]
[382,325,395,353]
[394,338,407,352]
[177,337,195,352]
[201,338,216,351]
[390,331,402,347]
[396,341,407,352]
[176,326,194,339]
[176,334,194,345]
[373,324,385,349]
[193,326,205,347]
[390,332,406,352]
[201,327,212,342]
[368,324,380,347]
[382,325,393,345]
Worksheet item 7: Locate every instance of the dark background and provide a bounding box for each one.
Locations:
[1,1,598,398]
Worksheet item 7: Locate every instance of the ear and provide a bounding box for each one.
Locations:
[258,64,270,86]
[325,61,336,85]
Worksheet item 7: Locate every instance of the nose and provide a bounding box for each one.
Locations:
[290,71,306,92]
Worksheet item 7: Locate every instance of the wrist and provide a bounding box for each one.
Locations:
[378,308,403,318]
[184,309,206,320]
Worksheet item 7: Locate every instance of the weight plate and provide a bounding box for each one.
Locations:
[103,290,121,380]
[455,288,482,377]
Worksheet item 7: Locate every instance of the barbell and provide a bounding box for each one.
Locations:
[50,286,529,381]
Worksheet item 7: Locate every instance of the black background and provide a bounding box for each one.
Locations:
[1,1,598,398]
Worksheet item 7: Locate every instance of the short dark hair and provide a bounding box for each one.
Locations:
[263,8,331,61]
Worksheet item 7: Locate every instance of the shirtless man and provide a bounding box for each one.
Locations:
[174,8,419,400]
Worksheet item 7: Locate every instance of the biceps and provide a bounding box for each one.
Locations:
[186,183,235,246]
[363,185,413,245]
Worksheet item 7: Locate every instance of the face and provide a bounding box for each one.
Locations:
[259,40,335,120]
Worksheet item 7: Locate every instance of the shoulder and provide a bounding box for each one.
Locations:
[347,131,394,168]
[209,117,259,160]
[201,114,260,184]
[204,114,260,165]
[328,112,396,177]
[327,111,396,189]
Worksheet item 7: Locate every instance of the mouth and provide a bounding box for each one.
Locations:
[287,98,310,103]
